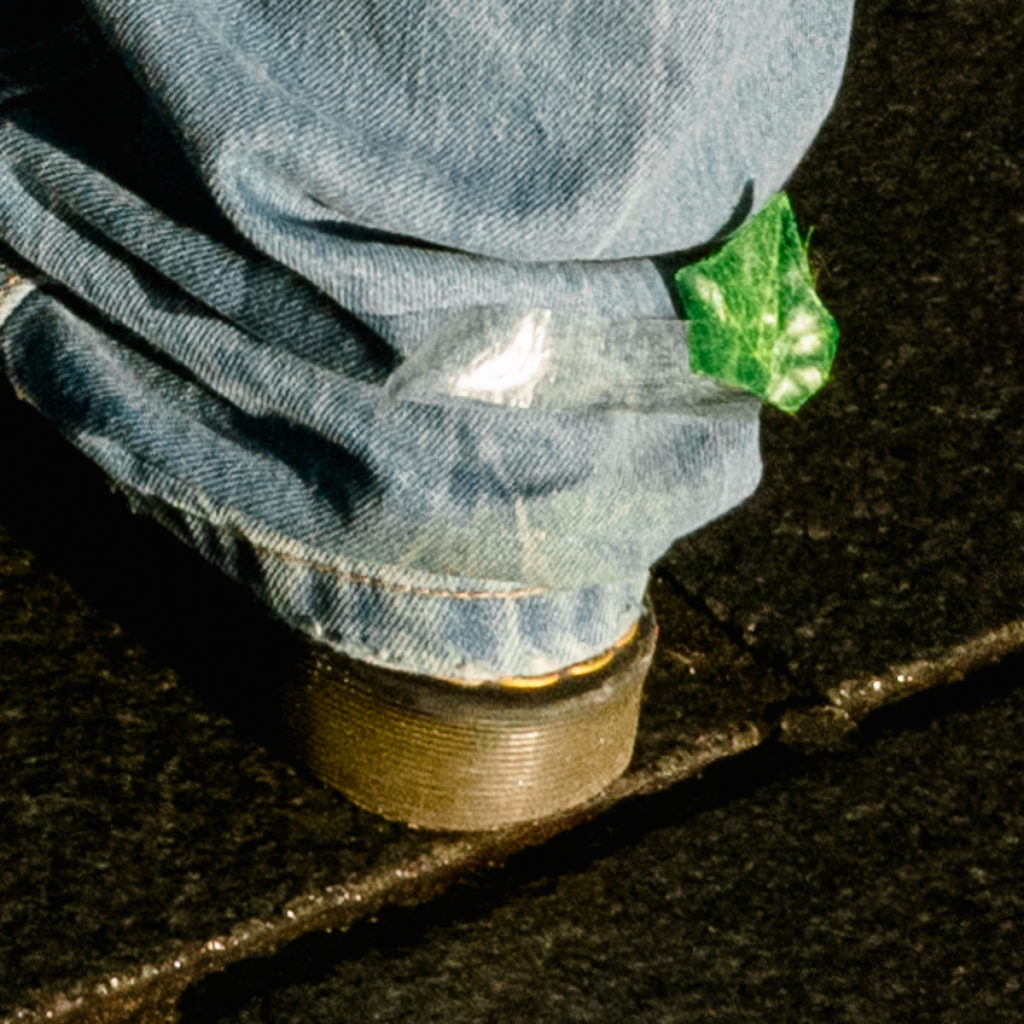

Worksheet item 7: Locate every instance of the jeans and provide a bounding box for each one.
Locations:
[0,0,853,680]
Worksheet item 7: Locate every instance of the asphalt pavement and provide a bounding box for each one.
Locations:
[180,658,1024,1024]
[2,0,1023,1020]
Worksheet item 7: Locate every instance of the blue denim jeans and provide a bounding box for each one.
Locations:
[0,0,853,680]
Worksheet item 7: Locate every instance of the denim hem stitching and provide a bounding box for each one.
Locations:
[242,530,550,600]
[123,485,554,601]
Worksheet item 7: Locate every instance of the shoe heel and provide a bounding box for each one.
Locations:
[283,613,657,831]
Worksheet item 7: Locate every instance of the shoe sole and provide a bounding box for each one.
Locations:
[283,612,657,831]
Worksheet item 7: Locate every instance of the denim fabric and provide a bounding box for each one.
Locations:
[0,1,853,680]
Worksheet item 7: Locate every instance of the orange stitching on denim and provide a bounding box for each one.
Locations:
[223,525,549,600]
[1,271,24,298]
[0,272,35,331]
[111,431,555,601]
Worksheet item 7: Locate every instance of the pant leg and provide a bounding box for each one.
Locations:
[0,0,853,679]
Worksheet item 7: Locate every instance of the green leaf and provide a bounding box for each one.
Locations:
[674,192,839,413]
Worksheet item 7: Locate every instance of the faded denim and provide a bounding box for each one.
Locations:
[0,1,853,679]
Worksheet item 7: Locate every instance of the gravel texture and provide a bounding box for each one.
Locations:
[179,661,1024,1024]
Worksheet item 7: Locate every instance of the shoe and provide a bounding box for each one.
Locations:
[283,609,657,830]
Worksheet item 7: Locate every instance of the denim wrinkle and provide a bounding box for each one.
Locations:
[0,1,853,678]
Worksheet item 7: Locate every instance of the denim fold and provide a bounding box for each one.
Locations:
[0,0,853,678]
